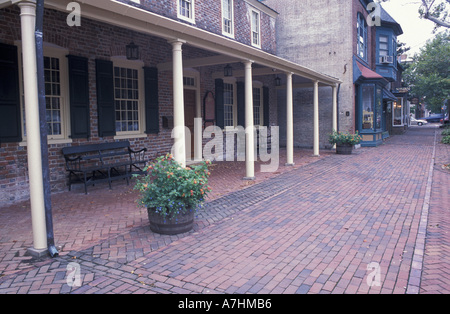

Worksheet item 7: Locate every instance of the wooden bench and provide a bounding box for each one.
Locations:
[62,141,148,194]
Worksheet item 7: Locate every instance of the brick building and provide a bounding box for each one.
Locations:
[0,0,342,251]
[263,0,405,147]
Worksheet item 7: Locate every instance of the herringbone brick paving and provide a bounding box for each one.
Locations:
[0,126,448,294]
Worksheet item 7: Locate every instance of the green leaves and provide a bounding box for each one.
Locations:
[329,130,362,146]
[134,154,212,219]
[404,32,450,113]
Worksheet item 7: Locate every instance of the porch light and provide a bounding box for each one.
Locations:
[126,42,140,60]
[275,75,282,87]
[224,64,233,77]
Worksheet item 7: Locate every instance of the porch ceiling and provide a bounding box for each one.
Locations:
[10,0,341,86]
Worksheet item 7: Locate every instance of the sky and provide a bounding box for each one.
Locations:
[379,0,442,56]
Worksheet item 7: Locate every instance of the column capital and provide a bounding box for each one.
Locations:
[168,39,186,46]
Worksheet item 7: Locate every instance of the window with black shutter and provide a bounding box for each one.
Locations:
[0,43,22,143]
[68,55,90,139]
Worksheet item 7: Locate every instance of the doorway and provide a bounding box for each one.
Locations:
[184,89,196,159]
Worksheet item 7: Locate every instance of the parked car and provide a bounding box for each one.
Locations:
[440,115,449,127]
[424,114,444,123]
[411,117,428,126]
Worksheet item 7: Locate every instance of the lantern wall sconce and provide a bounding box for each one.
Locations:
[126,42,140,60]
[224,64,233,77]
[275,75,282,87]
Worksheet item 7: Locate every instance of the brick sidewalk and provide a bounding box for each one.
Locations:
[0,126,448,294]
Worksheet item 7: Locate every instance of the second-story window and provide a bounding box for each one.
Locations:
[222,0,234,37]
[178,0,194,23]
[357,13,368,61]
[379,35,389,57]
[251,10,261,48]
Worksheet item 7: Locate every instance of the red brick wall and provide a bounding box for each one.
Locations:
[0,5,278,203]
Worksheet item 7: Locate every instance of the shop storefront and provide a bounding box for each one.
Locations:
[354,60,389,147]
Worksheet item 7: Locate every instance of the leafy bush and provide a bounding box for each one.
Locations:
[442,135,450,144]
[134,154,211,219]
[329,130,362,146]
[442,129,450,136]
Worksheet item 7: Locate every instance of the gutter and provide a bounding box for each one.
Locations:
[36,0,59,258]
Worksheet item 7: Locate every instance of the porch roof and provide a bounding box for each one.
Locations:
[1,0,341,86]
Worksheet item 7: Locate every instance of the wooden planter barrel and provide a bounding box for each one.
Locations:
[336,144,353,155]
[147,208,195,235]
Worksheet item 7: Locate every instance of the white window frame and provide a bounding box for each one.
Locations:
[222,0,235,38]
[17,43,71,145]
[111,57,146,139]
[223,78,237,128]
[178,0,195,24]
[250,9,261,48]
[253,82,264,126]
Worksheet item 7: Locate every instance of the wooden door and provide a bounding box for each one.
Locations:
[184,89,196,159]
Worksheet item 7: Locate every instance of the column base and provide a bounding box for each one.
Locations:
[27,247,49,258]
[243,176,256,181]
[285,163,295,167]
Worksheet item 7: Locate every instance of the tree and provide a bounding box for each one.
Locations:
[379,0,450,29]
[403,32,450,114]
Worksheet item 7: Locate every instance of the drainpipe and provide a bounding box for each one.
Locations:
[35,0,58,258]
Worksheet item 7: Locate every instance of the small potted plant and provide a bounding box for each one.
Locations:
[329,130,362,155]
[134,154,212,235]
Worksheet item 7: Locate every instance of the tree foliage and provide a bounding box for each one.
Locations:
[403,32,450,113]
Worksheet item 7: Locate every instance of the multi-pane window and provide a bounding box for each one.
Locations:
[253,87,262,126]
[44,56,62,136]
[222,0,233,36]
[224,83,235,127]
[357,13,368,61]
[379,35,389,57]
[114,67,140,133]
[251,10,260,47]
[179,0,194,21]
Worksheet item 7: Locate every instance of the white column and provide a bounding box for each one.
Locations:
[286,72,294,166]
[18,0,47,253]
[332,85,338,132]
[170,40,186,167]
[243,60,255,180]
[194,87,202,162]
[332,84,338,149]
[313,80,320,157]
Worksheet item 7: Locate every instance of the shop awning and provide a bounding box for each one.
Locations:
[383,88,398,101]
[353,59,388,86]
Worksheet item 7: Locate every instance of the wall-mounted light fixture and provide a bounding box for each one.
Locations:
[224,64,233,77]
[275,75,282,87]
[126,42,140,60]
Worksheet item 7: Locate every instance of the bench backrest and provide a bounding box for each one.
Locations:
[62,141,131,157]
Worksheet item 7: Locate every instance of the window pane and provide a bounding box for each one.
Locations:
[224,83,234,127]
[362,85,374,130]
[44,56,62,136]
[114,66,140,133]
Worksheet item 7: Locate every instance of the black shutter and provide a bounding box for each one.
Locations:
[0,43,22,143]
[144,67,159,134]
[237,81,245,127]
[263,86,270,127]
[215,79,224,128]
[95,59,115,137]
[68,55,90,139]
